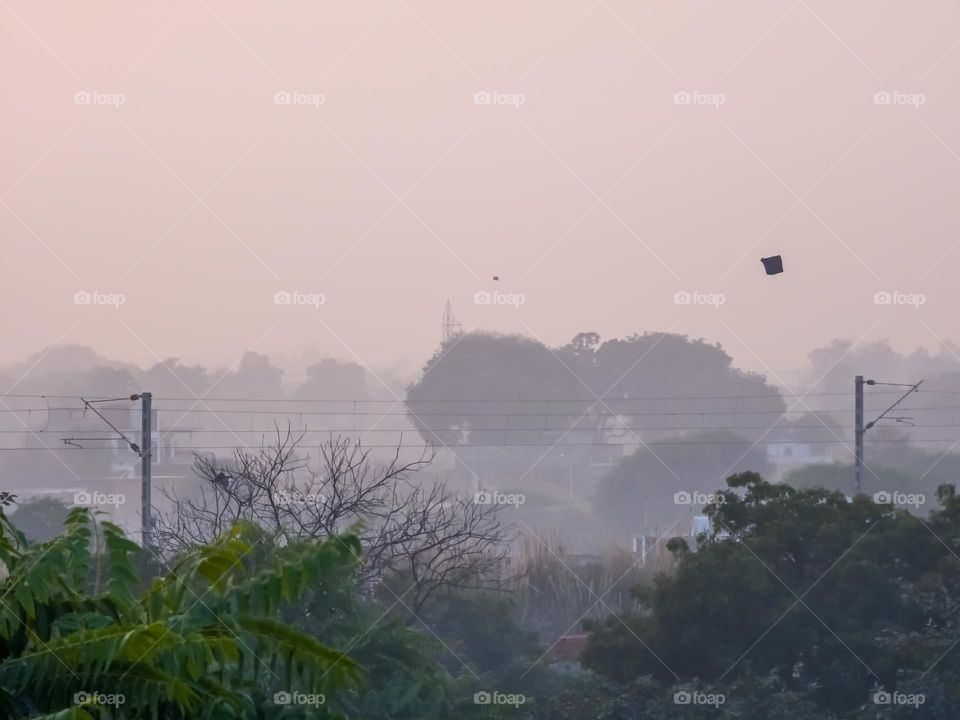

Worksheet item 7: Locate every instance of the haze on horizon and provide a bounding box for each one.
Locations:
[4,1,960,384]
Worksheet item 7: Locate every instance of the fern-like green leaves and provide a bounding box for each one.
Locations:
[0,507,362,719]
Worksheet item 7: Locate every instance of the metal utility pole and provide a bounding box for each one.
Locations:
[855,376,865,495]
[853,377,923,496]
[66,393,154,548]
[140,392,153,551]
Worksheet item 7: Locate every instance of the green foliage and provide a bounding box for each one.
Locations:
[583,472,960,717]
[0,505,362,718]
[0,502,545,720]
[281,555,472,720]
[417,590,543,689]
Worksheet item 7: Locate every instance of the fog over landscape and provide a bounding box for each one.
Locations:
[5,2,960,718]
[5,2,960,381]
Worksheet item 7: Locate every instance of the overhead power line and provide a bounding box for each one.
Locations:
[0,424,864,434]
[7,404,960,418]
[0,389,937,403]
[0,437,958,451]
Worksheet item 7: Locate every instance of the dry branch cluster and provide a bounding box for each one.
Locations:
[156,428,509,613]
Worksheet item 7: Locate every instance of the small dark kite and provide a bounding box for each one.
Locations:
[761,255,783,275]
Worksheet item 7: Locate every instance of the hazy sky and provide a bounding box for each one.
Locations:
[4,1,960,387]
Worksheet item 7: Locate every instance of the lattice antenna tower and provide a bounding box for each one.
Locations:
[441,299,463,345]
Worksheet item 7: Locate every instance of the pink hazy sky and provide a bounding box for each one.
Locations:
[3,1,960,383]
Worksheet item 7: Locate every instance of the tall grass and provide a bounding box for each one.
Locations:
[508,529,675,639]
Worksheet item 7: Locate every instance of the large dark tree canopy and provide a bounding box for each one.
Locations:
[406,332,579,447]
[406,331,784,448]
[583,333,776,401]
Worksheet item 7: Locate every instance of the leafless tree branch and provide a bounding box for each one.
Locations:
[155,425,510,613]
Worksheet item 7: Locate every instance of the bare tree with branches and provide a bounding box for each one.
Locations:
[155,427,510,614]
